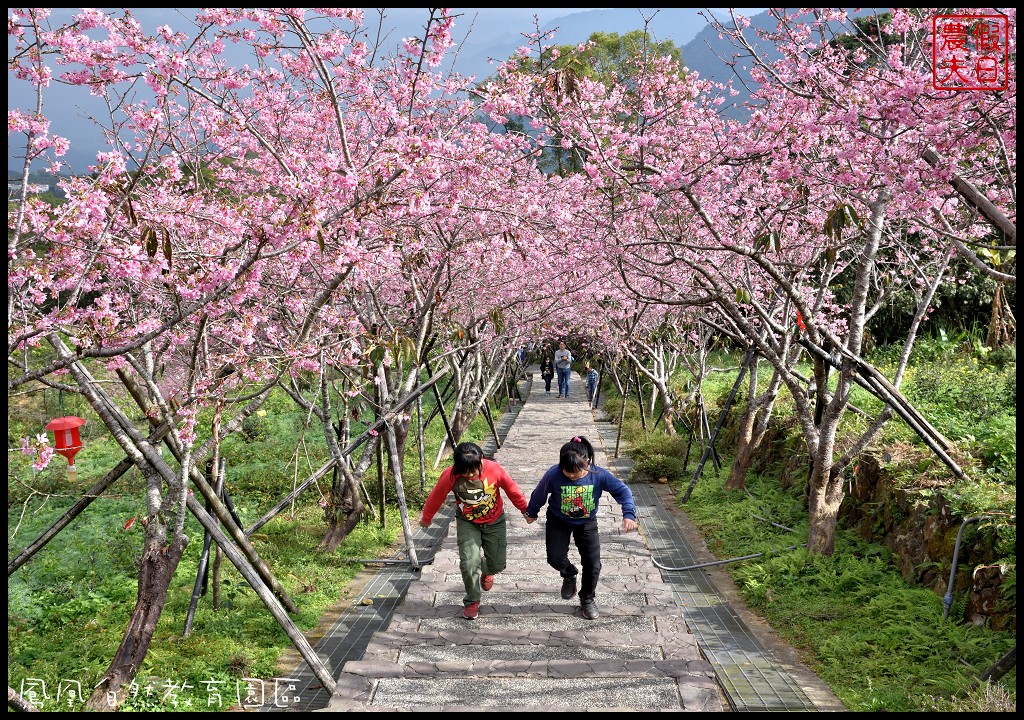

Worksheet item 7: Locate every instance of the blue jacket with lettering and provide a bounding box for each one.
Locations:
[526,464,636,524]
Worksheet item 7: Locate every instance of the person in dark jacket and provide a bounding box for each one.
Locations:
[524,436,636,620]
[539,355,555,395]
[584,362,599,403]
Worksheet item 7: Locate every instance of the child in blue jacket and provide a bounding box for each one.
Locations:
[524,436,637,619]
[585,362,599,403]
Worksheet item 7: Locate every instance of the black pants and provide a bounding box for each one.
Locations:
[543,375,553,391]
[545,514,601,601]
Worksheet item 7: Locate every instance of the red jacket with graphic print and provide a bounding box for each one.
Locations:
[420,458,528,525]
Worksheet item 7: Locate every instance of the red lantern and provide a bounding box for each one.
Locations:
[45,416,86,481]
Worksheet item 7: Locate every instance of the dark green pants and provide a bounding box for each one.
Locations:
[455,514,508,605]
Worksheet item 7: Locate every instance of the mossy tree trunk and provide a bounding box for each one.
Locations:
[86,532,187,710]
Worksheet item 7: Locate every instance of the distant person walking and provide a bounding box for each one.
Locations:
[524,436,637,620]
[420,442,529,620]
[539,355,555,395]
[585,362,599,404]
[554,341,573,398]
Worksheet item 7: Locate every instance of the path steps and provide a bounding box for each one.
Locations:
[323,496,722,711]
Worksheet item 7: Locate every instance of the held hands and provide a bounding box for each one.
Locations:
[523,512,536,524]
[622,518,637,533]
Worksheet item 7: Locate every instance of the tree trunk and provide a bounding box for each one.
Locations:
[319,399,371,550]
[321,458,368,552]
[8,686,40,712]
[726,359,782,490]
[391,413,411,470]
[725,402,758,490]
[805,189,889,556]
[986,283,1015,350]
[320,501,363,551]
[385,366,413,464]
[654,379,677,436]
[805,431,844,555]
[449,406,473,446]
[212,544,223,610]
[85,535,186,710]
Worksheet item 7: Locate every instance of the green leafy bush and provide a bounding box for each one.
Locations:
[633,452,688,481]
[630,433,690,481]
[871,342,1015,485]
[240,413,269,442]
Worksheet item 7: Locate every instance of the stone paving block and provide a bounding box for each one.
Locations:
[397,641,664,664]
[431,589,648,606]
[369,676,684,710]
[415,612,657,633]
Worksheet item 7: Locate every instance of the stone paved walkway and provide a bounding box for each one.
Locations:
[269,367,845,712]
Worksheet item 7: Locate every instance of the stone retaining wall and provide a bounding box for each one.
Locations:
[733,414,1014,632]
[838,452,1014,631]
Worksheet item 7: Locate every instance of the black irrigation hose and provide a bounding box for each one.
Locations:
[751,513,796,534]
[652,543,805,572]
[943,514,992,620]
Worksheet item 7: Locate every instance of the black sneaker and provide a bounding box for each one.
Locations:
[560,575,577,600]
[581,598,599,620]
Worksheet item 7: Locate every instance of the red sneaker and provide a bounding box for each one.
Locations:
[463,601,480,620]
[481,575,495,591]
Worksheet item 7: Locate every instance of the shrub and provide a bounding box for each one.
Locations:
[241,413,269,442]
[630,433,690,481]
[926,681,1016,712]
[633,452,688,482]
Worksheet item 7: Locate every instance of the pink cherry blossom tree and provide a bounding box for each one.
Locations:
[8,7,621,703]
[479,7,1014,555]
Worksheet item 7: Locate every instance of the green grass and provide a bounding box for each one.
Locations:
[680,463,1015,712]
[8,382,503,711]
[7,485,398,711]
[603,342,1015,712]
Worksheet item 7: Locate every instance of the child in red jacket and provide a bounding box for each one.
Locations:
[420,442,529,619]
